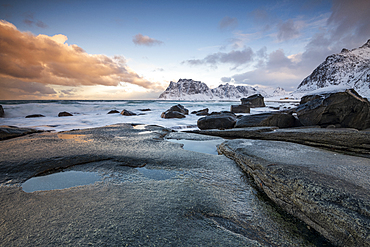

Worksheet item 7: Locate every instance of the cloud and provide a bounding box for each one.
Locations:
[132,34,163,46]
[22,12,48,28]
[0,20,159,98]
[219,16,238,30]
[183,47,254,69]
[277,19,300,41]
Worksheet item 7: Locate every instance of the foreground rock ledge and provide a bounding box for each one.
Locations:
[217,139,370,246]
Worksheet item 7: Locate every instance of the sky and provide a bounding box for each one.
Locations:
[0,0,369,100]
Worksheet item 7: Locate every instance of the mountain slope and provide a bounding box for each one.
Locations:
[158,79,264,100]
[297,39,370,98]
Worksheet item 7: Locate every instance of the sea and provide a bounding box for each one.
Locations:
[0,100,297,132]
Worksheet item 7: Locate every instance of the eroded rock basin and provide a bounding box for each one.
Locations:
[0,124,331,246]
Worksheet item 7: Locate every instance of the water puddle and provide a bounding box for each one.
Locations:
[167,139,224,155]
[57,134,91,143]
[22,171,102,193]
[135,167,176,180]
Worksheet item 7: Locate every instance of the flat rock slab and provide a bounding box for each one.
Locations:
[0,124,331,246]
[218,138,370,246]
[191,127,370,158]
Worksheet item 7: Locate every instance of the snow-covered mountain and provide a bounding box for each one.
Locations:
[272,87,287,97]
[158,79,264,100]
[296,39,370,98]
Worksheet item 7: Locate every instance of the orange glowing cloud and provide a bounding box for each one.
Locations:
[0,20,157,91]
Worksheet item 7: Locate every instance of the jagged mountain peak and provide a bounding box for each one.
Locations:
[296,39,370,98]
[158,79,266,100]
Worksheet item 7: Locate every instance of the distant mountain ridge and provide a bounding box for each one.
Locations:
[158,79,269,100]
[297,39,370,98]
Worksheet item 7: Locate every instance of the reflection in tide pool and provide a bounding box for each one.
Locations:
[168,139,224,155]
[22,171,101,193]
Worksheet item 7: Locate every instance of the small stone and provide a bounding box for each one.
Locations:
[58,112,73,117]
[25,114,45,118]
[108,110,120,114]
[121,110,137,116]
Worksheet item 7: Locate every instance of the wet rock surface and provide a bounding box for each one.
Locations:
[120,109,137,116]
[161,104,189,119]
[0,125,44,141]
[218,139,370,246]
[230,104,250,113]
[0,124,330,246]
[107,110,120,114]
[25,114,45,118]
[58,111,73,117]
[190,127,370,158]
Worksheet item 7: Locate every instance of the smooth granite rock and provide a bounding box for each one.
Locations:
[296,89,370,130]
[58,111,73,117]
[0,124,330,246]
[121,109,137,116]
[197,111,237,130]
[218,138,370,246]
[241,94,265,107]
[107,110,120,114]
[235,112,299,128]
[191,108,209,116]
[230,104,250,113]
[25,114,45,118]
[190,127,370,158]
[0,105,4,117]
[161,110,186,119]
[0,126,43,140]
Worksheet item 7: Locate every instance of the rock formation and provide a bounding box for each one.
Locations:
[235,112,298,128]
[0,105,4,117]
[121,109,137,116]
[58,111,73,117]
[197,112,237,130]
[296,88,370,130]
[241,94,265,107]
[161,104,189,119]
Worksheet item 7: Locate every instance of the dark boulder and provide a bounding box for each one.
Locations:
[235,112,299,128]
[121,109,137,116]
[197,111,237,130]
[230,105,250,113]
[25,114,45,118]
[58,112,73,117]
[139,108,151,112]
[161,104,189,119]
[0,105,4,117]
[161,111,186,119]
[108,110,120,114]
[241,94,265,107]
[191,108,209,116]
[296,89,370,130]
[168,104,189,115]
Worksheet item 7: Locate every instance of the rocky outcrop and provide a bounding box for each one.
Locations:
[58,111,73,117]
[161,104,189,119]
[296,39,370,98]
[235,112,299,128]
[0,105,4,117]
[296,88,370,130]
[108,110,120,114]
[190,127,370,158]
[218,138,370,246]
[230,104,250,113]
[191,108,209,116]
[121,109,137,116]
[25,114,45,118]
[161,111,186,119]
[241,94,265,107]
[197,112,237,130]
[0,126,43,140]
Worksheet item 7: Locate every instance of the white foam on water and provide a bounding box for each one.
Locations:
[0,100,297,132]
